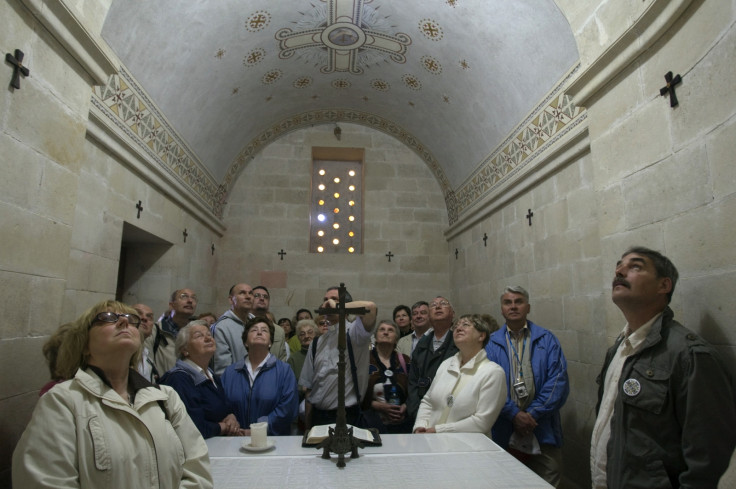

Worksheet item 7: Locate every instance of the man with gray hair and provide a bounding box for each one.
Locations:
[485,286,569,487]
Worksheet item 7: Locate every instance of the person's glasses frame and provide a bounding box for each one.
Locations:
[90,311,141,328]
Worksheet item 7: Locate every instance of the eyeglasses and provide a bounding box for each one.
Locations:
[91,312,141,327]
[253,293,270,300]
[453,321,474,331]
[318,320,330,326]
[298,331,315,338]
[430,300,450,308]
[179,293,198,302]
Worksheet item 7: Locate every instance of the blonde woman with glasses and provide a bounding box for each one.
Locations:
[13,300,212,488]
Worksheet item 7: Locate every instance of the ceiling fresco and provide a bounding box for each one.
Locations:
[99,0,579,220]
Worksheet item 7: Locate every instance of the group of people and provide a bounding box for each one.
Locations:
[12,246,736,488]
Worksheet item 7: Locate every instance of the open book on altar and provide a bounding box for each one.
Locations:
[302,424,382,447]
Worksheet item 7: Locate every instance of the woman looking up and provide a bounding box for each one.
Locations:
[221,316,298,435]
[363,320,411,433]
[159,321,243,438]
[13,300,212,488]
[413,314,506,434]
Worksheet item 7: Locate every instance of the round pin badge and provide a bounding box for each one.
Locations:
[623,378,641,397]
[446,395,454,407]
[384,370,393,378]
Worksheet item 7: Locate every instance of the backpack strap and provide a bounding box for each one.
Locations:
[346,334,361,404]
[310,335,319,361]
[309,333,361,404]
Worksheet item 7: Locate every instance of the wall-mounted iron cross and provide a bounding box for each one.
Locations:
[5,49,29,89]
[278,249,287,260]
[385,251,394,262]
[660,71,682,108]
[483,233,488,247]
[182,228,188,243]
[135,200,143,219]
[211,243,215,256]
[526,209,534,226]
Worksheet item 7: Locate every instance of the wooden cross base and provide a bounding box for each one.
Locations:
[317,425,365,467]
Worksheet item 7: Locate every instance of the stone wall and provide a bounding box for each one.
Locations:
[217,123,451,319]
[0,1,223,483]
[448,1,736,488]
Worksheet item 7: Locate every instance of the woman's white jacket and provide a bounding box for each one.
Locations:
[12,368,213,488]
[413,349,507,433]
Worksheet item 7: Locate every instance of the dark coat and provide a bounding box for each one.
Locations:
[596,307,736,489]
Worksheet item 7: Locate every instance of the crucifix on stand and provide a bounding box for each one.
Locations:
[313,283,368,468]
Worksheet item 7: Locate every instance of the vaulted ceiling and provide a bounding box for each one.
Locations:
[101,0,578,192]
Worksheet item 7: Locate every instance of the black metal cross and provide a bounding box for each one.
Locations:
[314,283,368,468]
[211,243,215,255]
[5,49,29,89]
[278,249,287,260]
[182,229,188,243]
[660,71,682,108]
[455,248,459,259]
[526,209,534,226]
[385,251,394,262]
[135,200,143,219]
[483,233,488,247]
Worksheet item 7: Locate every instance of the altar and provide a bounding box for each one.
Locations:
[206,432,553,488]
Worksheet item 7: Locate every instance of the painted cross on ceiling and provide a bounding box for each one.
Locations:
[275,0,411,74]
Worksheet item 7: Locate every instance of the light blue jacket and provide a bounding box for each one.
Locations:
[484,321,569,448]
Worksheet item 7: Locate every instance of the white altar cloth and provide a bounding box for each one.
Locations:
[206,432,553,489]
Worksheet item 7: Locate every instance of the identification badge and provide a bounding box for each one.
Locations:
[623,378,641,397]
[384,369,393,378]
[513,380,529,399]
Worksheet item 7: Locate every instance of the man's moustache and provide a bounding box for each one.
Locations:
[613,278,630,288]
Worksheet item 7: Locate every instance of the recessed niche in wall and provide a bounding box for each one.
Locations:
[310,147,364,254]
[116,222,173,302]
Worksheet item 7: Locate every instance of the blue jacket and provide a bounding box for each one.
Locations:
[159,359,234,439]
[484,321,569,448]
[221,354,298,436]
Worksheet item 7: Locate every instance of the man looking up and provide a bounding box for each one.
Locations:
[406,296,458,422]
[134,303,158,382]
[213,283,253,375]
[148,288,197,375]
[485,286,569,487]
[299,286,377,428]
[397,301,430,358]
[251,285,287,361]
[590,247,736,489]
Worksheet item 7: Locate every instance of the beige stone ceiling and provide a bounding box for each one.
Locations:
[101,0,578,190]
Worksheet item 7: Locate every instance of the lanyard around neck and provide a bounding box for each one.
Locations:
[506,328,527,379]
